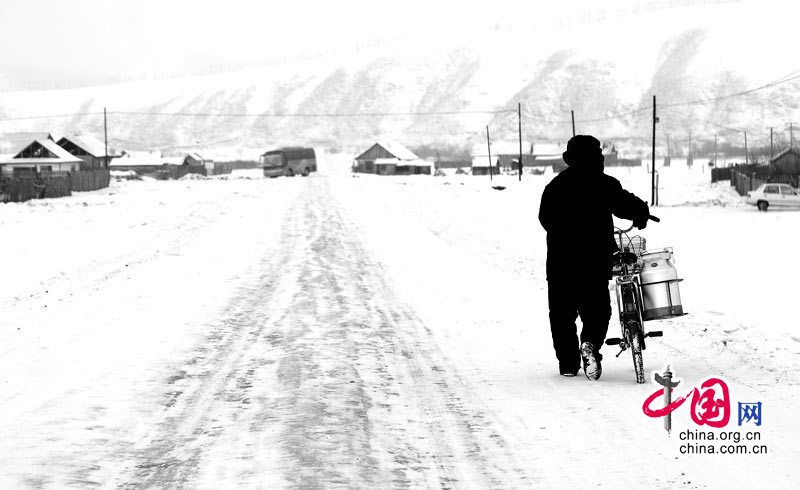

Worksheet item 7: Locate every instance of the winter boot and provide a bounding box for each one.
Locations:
[559,365,579,377]
[580,342,602,381]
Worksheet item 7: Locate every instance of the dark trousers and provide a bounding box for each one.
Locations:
[547,278,612,370]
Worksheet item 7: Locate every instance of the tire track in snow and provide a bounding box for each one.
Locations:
[93,176,530,488]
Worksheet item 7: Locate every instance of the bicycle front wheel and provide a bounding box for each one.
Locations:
[627,326,645,384]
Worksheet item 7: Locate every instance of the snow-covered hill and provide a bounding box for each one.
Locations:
[1,1,798,155]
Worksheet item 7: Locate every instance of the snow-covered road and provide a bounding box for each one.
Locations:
[1,168,798,488]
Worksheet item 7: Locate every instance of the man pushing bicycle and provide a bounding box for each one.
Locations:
[538,135,651,380]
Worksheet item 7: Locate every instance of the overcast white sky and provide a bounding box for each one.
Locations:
[0,0,786,89]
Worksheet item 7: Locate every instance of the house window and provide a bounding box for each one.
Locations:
[39,165,53,173]
[13,167,35,178]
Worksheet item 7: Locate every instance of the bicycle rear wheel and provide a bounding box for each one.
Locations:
[626,325,645,384]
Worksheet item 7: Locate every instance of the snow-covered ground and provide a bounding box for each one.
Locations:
[0,161,797,488]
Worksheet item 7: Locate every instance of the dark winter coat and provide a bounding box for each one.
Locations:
[539,167,649,281]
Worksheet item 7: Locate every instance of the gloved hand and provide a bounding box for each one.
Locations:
[633,215,648,229]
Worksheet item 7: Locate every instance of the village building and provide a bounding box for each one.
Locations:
[471,141,568,173]
[0,138,82,177]
[162,152,203,167]
[352,142,431,175]
[434,159,472,170]
[768,147,800,174]
[470,155,500,176]
[56,134,111,169]
[110,151,205,179]
[471,141,531,170]
[433,159,473,176]
[602,143,641,167]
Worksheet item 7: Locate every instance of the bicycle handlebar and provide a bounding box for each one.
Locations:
[615,215,660,234]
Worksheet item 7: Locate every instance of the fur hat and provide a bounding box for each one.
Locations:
[562,135,602,167]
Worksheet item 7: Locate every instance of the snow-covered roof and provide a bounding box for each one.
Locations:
[471,156,494,167]
[57,134,108,157]
[0,138,82,165]
[161,156,185,166]
[163,150,202,160]
[770,147,800,163]
[372,157,430,166]
[110,152,163,167]
[376,142,419,161]
[0,132,54,155]
[111,151,199,167]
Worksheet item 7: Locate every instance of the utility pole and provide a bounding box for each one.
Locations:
[651,95,657,206]
[744,131,748,165]
[486,125,492,181]
[688,130,692,163]
[518,102,523,182]
[769,126,775,161]
[103,107,108,168]
[571,110,576,137]
[714,134,717,167]
[770,126,774,160]
[791,122,795,148]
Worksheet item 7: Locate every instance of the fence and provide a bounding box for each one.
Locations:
[208,160,259,176]
[711,167,732,183]
[731,171,764,196]
[725,163,800,195]
[1,178,41,202]
[72,169,110,192]
[0,169,110,203]
[1,172,72,203]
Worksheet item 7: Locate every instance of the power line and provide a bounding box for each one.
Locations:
[0,108,515,123]
[0,112,103,122]
[109,109,516,118]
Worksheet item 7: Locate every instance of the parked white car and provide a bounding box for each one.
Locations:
[745,183,800,211]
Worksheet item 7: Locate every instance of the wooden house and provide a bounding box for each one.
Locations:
[470,156,500,176]
[353,142,431,175]
[56,134,110,169]
[0,138,82,177]
[769,147,800,174]
[110,151,205,179]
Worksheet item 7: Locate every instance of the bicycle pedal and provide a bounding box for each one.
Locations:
[605,338,623,345]
[646,331,663,338]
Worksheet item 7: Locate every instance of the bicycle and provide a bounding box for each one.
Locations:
[605,215,664,384]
